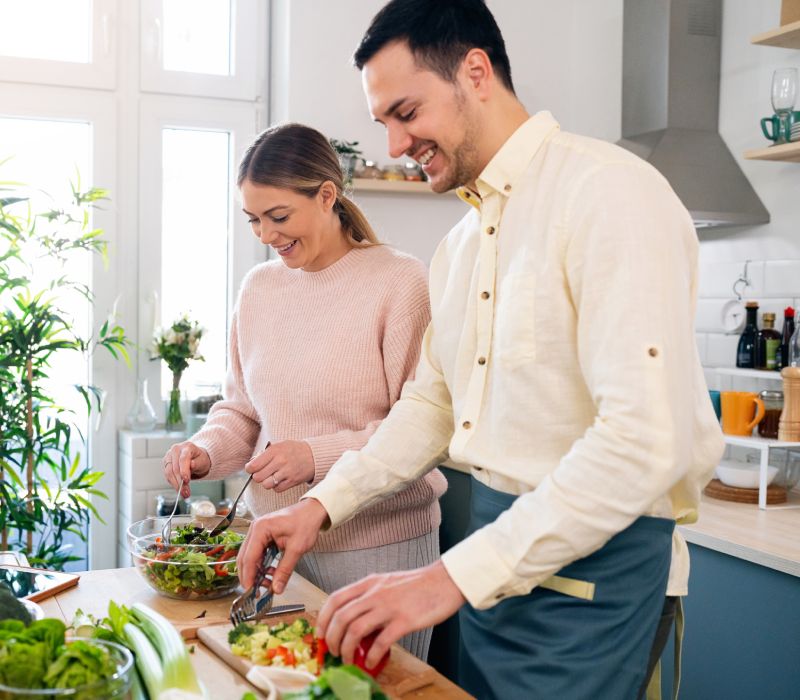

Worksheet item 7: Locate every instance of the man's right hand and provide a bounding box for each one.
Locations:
[237,498,329,593]
[162,441,211,499]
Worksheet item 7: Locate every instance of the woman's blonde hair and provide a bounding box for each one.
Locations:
[238,123,380,247]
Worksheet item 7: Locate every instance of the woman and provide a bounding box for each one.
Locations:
[162,123,446,659]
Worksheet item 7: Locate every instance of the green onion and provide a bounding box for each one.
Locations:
[124,622,164,698]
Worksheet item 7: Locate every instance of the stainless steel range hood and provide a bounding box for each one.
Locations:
[617,0,769,229]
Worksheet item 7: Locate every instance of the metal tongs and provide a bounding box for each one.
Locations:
[230,543,303,625]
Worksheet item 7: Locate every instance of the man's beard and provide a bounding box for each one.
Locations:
[430,104,481,193]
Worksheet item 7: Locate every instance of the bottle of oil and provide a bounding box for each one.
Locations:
[777,306,795,370]
[756,312,781,370]
[736,301,759,368]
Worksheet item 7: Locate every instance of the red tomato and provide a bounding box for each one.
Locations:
[353,631,390,678]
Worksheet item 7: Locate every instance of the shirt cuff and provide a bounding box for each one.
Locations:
[441,526,530,610]
[302,471,361,528]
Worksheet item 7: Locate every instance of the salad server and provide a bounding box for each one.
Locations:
[230,542,281,625]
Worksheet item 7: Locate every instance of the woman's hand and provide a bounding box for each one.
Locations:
[162,441,211,499]
[245,440,315,492]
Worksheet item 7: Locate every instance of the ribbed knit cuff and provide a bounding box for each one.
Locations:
[305,434,354,485]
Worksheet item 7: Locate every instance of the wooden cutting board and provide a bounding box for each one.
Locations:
[197,610,439,699]
[704,478,787,504]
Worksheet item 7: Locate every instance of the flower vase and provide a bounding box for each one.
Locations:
[127,378,157,432]
[166,373,185,432]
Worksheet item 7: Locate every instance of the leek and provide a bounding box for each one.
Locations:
[131,603,203,695]
[124,621,164,698]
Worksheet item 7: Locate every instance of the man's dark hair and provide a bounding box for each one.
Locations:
[353,0,515,94]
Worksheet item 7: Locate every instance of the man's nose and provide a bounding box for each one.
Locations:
[387,123,413,160]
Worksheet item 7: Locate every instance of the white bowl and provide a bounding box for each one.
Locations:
[246,666,316,698]
[715,460,778,489]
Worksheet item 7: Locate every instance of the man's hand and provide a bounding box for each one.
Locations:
[162,441,211,499]
[237,498,329,592]
[245,440,315,492]
[316,561,467,669]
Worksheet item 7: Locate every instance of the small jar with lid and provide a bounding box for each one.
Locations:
[757,389,784,439]
[403,162,424,181]
[356,160,382,179]
[382,164,405,181]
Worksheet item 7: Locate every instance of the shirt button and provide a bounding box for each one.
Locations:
[495,592,506,600]
[462,421,472,429]
[486,226,495,235]
[648,347,659,357]
[477,356,486,365]
[503,184,512,192]
[481,291,490,300]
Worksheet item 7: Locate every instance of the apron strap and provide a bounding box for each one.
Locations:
[539,574,595,601]
[644,597,684,700]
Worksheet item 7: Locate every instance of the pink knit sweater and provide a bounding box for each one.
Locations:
[192,245,447,551]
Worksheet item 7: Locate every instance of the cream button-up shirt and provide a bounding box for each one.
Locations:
[304,112,725,609]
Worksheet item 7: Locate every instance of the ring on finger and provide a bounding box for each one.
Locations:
[272,475,279,487]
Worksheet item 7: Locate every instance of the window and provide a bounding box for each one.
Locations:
[0,0,117,89]
[140,0,259,99]
[139,96,263,401]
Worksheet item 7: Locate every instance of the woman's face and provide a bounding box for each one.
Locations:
[240,179,347,271]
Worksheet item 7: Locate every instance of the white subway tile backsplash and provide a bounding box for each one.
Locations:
[763,260,800,297]
[705,332,740,368]
[695,299,727,333]
[695,333,708,364]
[698,260,764,298]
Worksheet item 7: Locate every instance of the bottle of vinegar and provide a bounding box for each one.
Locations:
[756,312,781,370]
[777,306,795,370]
[736,301,759,369]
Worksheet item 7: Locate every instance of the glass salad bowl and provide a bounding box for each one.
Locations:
[0,638,133,700]
[127,515,250,600]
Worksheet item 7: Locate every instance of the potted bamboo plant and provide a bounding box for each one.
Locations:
[0,170,129,569]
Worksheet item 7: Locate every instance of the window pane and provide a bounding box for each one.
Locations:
[163,0,232,76]
[161,128,230,397]
[0,0,91,63]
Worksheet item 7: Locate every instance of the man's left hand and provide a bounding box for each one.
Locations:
[316,560,467,669]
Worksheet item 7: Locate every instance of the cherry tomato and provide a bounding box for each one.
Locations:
[353,631,390,678]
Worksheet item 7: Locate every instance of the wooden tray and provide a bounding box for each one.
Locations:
[197,610,439,699]
[704,478,787,504]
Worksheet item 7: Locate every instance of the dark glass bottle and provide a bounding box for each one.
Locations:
[736,301,759,368]
[756,312,781,370]
[777,306,795,370]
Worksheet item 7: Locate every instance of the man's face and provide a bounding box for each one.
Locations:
[362,41,481,193]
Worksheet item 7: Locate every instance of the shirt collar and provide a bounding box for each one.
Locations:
[456,111,560,210]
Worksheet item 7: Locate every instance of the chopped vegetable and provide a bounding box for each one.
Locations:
[352,632,390,678]
[230,618,322,674]
[0,581,32,625]
[135,526,244,598]
[284,665,388,700]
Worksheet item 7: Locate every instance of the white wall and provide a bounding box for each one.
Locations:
[269,0,623,263]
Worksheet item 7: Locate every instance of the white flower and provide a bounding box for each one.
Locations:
[165,328,178,345]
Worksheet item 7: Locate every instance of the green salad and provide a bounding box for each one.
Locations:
[137,524,244,598]
[0,618,121,694]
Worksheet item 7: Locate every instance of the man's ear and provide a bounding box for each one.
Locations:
[462,48,494,99]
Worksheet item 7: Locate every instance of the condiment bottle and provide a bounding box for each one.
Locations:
[756,312,781,370]
[777,306,795,370]
[736,301,759,368]
[757,390,783,439]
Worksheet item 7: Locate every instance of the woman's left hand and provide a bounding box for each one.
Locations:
[245,440,315,492]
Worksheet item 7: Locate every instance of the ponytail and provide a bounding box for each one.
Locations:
[334,196,380,247]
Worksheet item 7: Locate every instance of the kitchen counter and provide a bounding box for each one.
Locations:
[40,567,472,699]
[679,492,800,577]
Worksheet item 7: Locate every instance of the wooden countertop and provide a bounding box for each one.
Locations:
[679,492,800,577]
[41,567,472,699]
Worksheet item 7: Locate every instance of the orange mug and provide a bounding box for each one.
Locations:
[721,391,765,436]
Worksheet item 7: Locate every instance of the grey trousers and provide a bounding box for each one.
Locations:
[293,529,440,661]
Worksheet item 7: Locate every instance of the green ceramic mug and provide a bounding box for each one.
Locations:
[761,111,800,143]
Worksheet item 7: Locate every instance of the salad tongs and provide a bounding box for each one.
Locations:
[230,542,287,625]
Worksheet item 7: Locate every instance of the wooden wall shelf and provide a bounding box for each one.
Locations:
[351,178,436,195]
[744,141,800,162]
[751,19,800,49]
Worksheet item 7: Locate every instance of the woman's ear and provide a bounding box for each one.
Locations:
[318,180,338,212]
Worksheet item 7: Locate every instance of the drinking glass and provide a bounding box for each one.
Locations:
[771,67,798,144]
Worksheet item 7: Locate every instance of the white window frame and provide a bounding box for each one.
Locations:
[0,82,120,570]
[0,0,118,90]
[138,94,264,404]
[140,0,260,100]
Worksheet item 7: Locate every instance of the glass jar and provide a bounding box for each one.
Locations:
[757,389,783,439]
[155,492,184,517]
[382,164,405,181]
[403,162,424,181]
[356,160,382,179]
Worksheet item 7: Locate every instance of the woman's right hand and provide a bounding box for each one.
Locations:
[162,441,211,499]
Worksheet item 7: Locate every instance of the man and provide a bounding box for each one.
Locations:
[236,1,724,697]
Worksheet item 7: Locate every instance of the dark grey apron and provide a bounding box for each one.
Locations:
[458,477,674,700]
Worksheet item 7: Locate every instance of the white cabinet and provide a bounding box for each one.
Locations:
[117,430,224,565]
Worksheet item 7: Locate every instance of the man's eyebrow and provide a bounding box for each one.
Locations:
[373,97,410,124]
